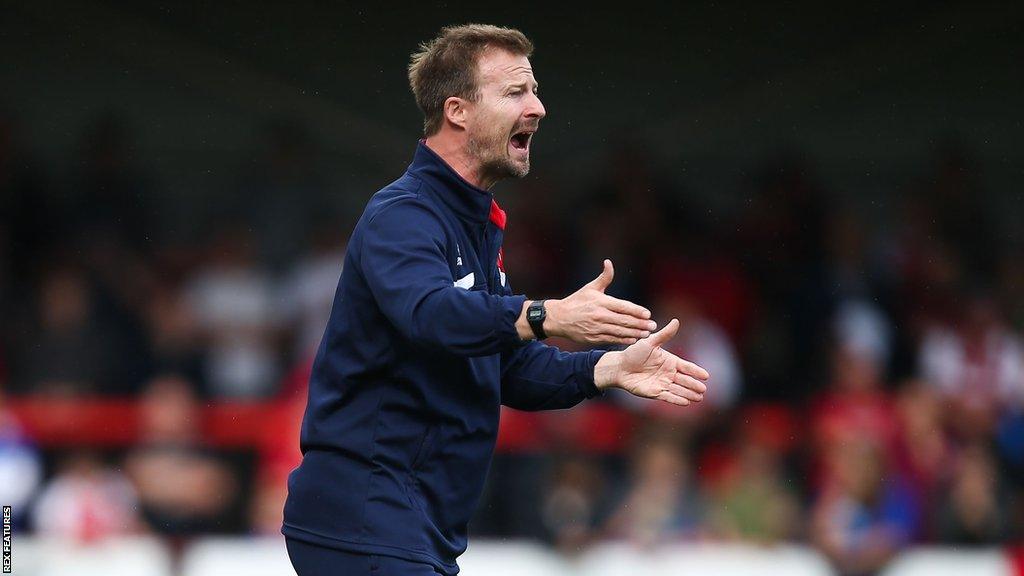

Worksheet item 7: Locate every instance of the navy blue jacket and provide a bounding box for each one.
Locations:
[282,141,606,574]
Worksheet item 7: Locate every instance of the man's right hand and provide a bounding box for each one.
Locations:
[543,259,657,346]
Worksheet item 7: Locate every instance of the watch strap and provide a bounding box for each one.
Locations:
[527,299,547,340]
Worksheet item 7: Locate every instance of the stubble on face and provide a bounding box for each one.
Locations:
[467,119,530,182]
[466,50,541,187]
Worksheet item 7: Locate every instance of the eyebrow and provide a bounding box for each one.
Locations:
[504,80,539,91]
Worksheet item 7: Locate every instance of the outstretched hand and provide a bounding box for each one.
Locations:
[543,259,658,345]
[594,318,710,406]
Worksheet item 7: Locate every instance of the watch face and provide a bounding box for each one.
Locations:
[528,309,542,321]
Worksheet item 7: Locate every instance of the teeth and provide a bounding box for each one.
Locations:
[509,131,533,151]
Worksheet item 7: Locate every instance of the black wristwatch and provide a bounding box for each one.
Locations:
[526,299,548,340]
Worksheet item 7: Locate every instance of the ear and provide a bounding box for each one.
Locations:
[443,96,471,129]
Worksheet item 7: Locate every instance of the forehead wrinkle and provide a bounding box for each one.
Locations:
[502,64,533,75]
[478,54,535,86]
[501,65,535,84]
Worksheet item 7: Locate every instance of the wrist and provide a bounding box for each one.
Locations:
[542,298,562,338]
[593,351,622,390]
[516,300,536,340]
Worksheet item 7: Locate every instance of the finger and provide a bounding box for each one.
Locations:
[596,322,650,341]
[675,356,710,381]
[668,382,704,402]
[592,335,638,346]
[603,296,653,322]
[647,318,680,348]
[657,390,690,406]
[604,310,657,333]
[586,259,614,292]
[672,373,708,394]
[606,330,649,341]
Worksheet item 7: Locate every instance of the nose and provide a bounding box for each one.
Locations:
[525,91,546,120]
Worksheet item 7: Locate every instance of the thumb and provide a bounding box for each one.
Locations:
[647,318,679,348]
[588,259,614,292]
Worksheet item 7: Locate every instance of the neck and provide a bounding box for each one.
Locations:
[424,132,494,190]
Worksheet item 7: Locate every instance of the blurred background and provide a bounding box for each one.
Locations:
[1,2,1023,575]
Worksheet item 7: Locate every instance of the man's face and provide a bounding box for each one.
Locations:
[464,48,546,183]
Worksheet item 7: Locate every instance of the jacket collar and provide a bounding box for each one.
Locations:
[408,140,496,227]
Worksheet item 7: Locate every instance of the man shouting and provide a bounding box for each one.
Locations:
[282,23,710,576]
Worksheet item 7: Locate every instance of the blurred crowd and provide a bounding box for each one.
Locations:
[2,112,1023,576]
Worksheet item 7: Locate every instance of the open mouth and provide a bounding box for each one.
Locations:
[509,130,534,153]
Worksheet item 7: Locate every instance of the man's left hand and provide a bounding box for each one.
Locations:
[593,318,710,406]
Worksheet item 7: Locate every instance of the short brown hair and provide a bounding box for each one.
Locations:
[408,24,534,136]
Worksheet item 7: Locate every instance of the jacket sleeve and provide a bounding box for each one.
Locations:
[358,198,527,357]
[500,341,606,411]
[497,270,606,411]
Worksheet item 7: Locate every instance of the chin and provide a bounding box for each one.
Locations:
[507,160,530,179]
[507,151,531,176]
[483,156,530,182]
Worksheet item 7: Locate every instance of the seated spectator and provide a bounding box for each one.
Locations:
[31,450,140,542]
[539,455,608,555]
[811,438,919,576]
[10,265,120,396]
[706,428,800,545]
[934,443,1012,544]
[123,374,239,535]
[602,428,706,547]
[144,285,206,390]
[891,380,951,529]
[809,337,898,491]
[185,225,284,399]
[919,291,1024,441]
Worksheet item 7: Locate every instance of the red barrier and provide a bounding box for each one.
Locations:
[5,398,279,448]
[6,397,641,453]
